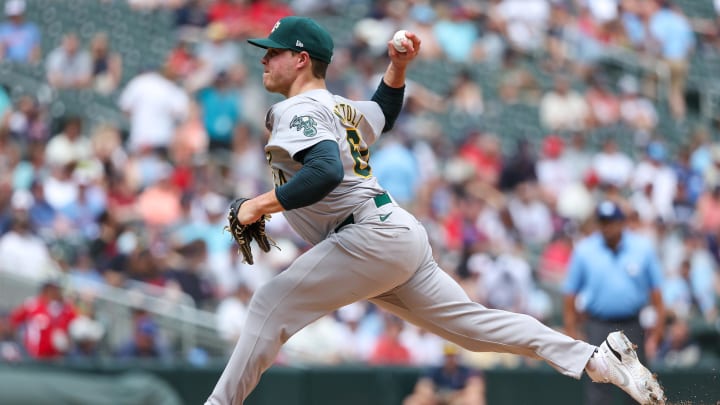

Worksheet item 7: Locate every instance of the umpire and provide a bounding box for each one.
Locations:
[563,200,665,405]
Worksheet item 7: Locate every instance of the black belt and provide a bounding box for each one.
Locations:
[334,192,392,233]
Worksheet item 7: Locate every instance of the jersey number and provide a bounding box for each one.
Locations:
[346,129,371,177]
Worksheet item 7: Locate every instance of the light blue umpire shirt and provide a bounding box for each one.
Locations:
[564,230,663,320]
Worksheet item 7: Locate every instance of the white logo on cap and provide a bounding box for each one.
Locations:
[271,21,281,33]
[296,40,304,47]
[599,201,615,215]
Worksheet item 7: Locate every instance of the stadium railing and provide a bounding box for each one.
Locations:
[0,270,228,358]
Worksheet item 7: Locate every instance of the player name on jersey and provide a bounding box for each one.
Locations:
[333,103,363,128]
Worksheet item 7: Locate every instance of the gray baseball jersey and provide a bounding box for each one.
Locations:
[265,89,386,244]
[206,90,597,405]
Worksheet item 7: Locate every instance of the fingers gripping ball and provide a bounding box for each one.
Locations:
[392,30,409,53]
[224,198,277,265]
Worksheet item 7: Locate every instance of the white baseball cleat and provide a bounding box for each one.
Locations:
[586,331,666,404]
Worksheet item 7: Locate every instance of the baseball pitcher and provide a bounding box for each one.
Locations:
[205,16,665,405]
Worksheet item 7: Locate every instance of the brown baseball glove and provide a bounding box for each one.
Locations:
[225,198,277,265]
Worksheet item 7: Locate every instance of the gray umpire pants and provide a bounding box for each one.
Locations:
[584,316,645,405]
[205,201,597,405]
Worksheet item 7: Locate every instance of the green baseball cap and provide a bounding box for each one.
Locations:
[248,16,334,63]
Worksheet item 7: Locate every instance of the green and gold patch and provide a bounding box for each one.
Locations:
[290,115,318,137]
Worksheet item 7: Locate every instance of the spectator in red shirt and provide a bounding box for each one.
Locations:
[245,0,292,37]
[10,280,77,359]
[165,39,203,89]
[207,0,249,38]
[369,314,412,365]
[207,0,245,24]
[459,131,503,186]
[538,231,574,286]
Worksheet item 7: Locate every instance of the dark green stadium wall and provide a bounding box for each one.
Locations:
[2,363,719,405]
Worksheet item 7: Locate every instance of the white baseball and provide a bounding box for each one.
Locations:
[392,30,409,53]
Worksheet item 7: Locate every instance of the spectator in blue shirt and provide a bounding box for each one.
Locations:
[564,200,665,405]
[0,0,40,64]
[621,6,645,50]
[115,313,171,361]
[645,0,695,119]
[27,179,56,237]
[662,252,718,323]
[197,71,241,151]
[432,7,480,63]
[0,85,11,120]
[371,138,419,206]
[404,342,485,405]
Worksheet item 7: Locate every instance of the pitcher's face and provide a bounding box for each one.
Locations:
[260,48,297,96]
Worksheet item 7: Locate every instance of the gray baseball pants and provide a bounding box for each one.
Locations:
[205,200,596,405]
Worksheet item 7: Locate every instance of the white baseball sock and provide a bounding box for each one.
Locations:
[585,348,610,383]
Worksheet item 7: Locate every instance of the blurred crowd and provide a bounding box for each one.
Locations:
[0,0,719,375]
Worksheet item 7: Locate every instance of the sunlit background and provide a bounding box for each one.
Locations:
[0,0,718,404]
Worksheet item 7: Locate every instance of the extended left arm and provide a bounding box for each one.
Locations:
[235,140,344,224]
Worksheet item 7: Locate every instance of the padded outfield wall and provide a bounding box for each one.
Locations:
[1,362,719,405]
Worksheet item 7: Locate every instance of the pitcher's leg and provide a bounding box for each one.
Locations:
[205,231,418,405]
[372,262,596,379]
